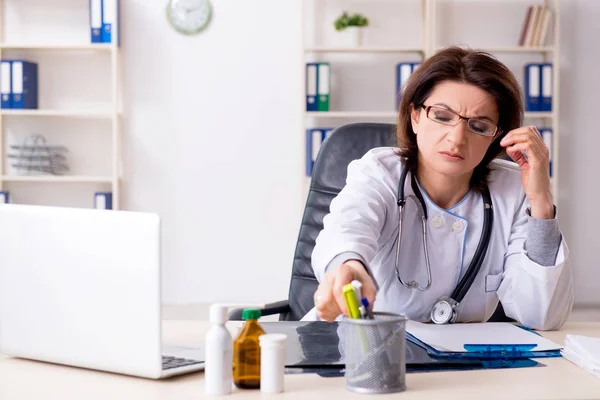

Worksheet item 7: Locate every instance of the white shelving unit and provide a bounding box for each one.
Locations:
[1,175,112,183]
[0,0,122,209]
[303,0,559,200]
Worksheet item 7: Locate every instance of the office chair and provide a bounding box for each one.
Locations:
[229,122,511,323]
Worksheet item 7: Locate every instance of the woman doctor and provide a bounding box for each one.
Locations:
[307,47,573,330]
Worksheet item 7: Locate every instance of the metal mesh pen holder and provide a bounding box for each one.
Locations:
[341,312,407,394]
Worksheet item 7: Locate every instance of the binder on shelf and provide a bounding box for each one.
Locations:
[1,60,11,109]
[102,0,120,46]
[306,128,330,176]
[94,192,113,210]
[540,127,553,177]
[317,63,330,112]
[540,63,553,112]
[396,62,420,108]
[90,0,103,43]
[306,63,318,111]
[0,191,8,204]
[11,61,38,110]
[524,63,540,112]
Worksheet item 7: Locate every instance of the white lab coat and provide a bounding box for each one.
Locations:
[303,147,574,330]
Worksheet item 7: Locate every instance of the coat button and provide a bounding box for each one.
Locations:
[431,216,443,228]
[452,220,465,233]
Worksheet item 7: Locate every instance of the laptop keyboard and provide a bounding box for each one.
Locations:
[162,355,203,370]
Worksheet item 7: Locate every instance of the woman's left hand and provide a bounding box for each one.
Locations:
[500,126,554,219]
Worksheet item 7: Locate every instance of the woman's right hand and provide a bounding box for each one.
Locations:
[313,260,377,322]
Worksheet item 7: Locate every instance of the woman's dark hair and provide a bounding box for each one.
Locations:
[396,46,523,192]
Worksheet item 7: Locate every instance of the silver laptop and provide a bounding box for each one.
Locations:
[0,204,205,379]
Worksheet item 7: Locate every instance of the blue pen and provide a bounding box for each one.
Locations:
[361,298,375,320]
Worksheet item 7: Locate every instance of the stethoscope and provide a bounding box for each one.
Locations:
[395,164,494,324]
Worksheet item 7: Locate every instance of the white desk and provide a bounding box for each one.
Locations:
[1,321,599,399]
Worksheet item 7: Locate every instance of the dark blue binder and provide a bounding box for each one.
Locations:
[306,128,329,176]
[540,128,553,176]
[396,62,420,109]
[94,192,113,210]
[11,60,38,109]
[1,60,11,109]
[306,63,318,111]
[0,191,8,204]
[524,63,541,111]
[540,63,552,112]
[90,0,103,43]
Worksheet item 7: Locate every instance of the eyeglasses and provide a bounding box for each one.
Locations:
[421,104,500,138]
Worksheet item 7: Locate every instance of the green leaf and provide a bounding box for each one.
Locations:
[333,11,368,30]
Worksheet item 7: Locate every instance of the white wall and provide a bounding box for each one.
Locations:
[121,0,304,305]
[556,0,600,305]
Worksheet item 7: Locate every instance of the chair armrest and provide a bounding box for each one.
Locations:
[228,300,291,321]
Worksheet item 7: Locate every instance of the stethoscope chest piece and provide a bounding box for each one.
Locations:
[430,296,458,324]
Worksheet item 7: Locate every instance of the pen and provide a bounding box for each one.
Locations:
[361,298,375,320]
[343,283,362,319]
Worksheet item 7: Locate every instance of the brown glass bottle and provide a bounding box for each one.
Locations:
[232,309,265,389]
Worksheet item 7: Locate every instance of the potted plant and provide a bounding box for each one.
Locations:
[334,11,369,47]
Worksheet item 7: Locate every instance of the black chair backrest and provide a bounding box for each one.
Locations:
[282,123,397,320]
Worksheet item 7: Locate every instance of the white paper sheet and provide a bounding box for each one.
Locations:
[561,335,600,378]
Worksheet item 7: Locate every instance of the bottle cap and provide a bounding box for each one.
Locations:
[242,308,261,321]
[209,304,229,324]
[259,333,287,348]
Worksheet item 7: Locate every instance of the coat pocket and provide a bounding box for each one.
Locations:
[484,273,504,320]
[485,273,503,293]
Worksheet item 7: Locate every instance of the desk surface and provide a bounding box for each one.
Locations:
[1,321,599,400]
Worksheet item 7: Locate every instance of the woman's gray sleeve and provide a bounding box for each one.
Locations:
[525,206,562,266]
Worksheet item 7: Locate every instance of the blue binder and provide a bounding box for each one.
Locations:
[524,63,541,111]
[90,0,103,43]
[540,63,552,112]
[306,63,318,111]
[94,192,113,210]
[1,60,11,109]
[0,191,8,204]
[540,127,553,176]
[102,0,120,45]
[306,128,329,176]
[11,60,38,109]
[396,62,420,108]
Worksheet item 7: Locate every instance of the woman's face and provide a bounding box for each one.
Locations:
[410,81,500,179]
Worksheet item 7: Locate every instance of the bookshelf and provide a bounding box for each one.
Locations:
[0,0,122,209]
[302,0,560,201]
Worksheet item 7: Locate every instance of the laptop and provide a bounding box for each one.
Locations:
[0,204,204,379]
